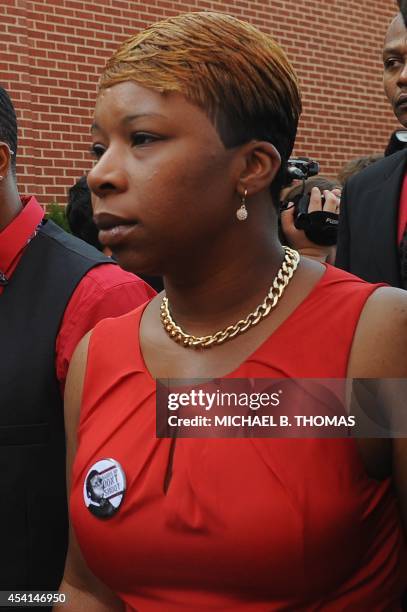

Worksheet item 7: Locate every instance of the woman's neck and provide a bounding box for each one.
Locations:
[162,233,285,336]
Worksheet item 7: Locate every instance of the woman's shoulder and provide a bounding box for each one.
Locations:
[91,301,148,338]
[305,264,384,316]
[281,263,382,334]
[317,263,382,291]
[348,285,407,378]
[84,301,150,381]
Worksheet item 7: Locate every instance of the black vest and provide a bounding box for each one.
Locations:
[0,220,109,589]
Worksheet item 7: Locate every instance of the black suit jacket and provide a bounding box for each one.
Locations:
[336,149,407,287]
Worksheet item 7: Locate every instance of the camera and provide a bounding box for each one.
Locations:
[285,157,319,182]
[280,157,339,246]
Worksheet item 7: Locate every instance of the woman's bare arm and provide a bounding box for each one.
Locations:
[55,332,124,611]
[348,286,407,536]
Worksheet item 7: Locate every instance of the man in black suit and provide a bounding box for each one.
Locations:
[336,6,407,287]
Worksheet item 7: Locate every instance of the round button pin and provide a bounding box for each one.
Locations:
[83,458,126,519]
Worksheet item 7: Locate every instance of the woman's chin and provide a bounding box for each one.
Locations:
[112,250,163,277]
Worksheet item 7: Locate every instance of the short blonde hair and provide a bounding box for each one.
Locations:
[100,12,302,201]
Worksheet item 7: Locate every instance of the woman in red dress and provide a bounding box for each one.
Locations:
[59,12,407,611]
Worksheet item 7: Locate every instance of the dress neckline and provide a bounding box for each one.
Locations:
[135,264,330,381]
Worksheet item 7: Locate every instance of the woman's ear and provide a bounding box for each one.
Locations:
[237,140,281,197]
[0,142,13,179]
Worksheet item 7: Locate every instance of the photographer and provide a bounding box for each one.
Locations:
[280,165,341,263]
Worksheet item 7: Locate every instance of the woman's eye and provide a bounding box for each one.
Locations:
[131,133,158,146]
[89,144,106,159]
[384,57,401,70]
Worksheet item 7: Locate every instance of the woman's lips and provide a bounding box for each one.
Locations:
[94,212,139,248]
[98,223,138,247]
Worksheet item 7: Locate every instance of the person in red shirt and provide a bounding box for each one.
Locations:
[0,86,155,592]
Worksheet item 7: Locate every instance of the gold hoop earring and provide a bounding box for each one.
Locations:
[236,188,248,221]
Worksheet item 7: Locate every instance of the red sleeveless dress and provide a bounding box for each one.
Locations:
[70,266,407,610]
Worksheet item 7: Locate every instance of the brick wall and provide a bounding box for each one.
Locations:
[0,0,400,205]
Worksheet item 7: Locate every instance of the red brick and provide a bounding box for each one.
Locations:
[0,0,399,204]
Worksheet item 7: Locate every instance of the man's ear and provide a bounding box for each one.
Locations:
[0,143,13,179]
[236,140,281,197]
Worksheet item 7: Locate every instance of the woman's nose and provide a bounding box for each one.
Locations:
[87,151,128,198]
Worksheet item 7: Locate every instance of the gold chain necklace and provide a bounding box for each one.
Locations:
[160,246,300,349]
